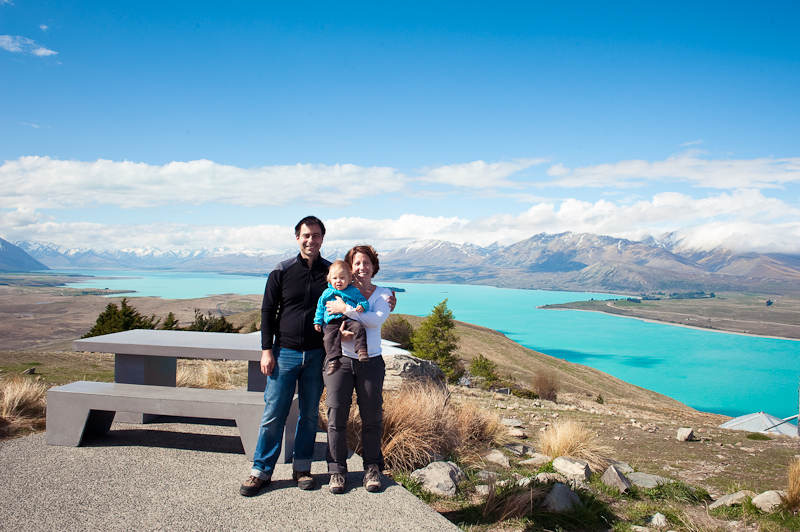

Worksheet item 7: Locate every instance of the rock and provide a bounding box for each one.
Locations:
[610,460,634,474]
[409,461,466,497]
[553,456,591,480]
[647,512,669,528]
[475,470,497,482]
[676,427,694,441]
[502,418,523,427]
[520,453,551,468]
[21,367,36,374]
[516,477,532,488]
[475,484,491,496]
[503,444,526,456]
[481,449,510,468]
[493,393,507,401]
[708,490,757,510]
[536,472,567,484]
[601,465,633,493]
[752,490,786,512]
[627,472,674,489]
[631,526,650,532]
[508,428,525,438]
[382,353,445,390]
[541,483,583,512]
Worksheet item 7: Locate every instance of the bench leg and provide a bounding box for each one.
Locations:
[114,353,177,423]
[45,392,95,446]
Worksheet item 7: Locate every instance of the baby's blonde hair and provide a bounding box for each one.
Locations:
[327,260,352,284]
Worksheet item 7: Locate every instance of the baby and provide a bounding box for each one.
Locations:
[314,260,370,375]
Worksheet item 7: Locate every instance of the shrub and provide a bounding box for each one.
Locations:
[412,300,461,382]
[161,312,180,330]
[595,394,605,404]
[469,354,499,385]
[782,457,800,513]
[82,298,161,338]
[0,377,48,434]
[185,310,243,333]
[538,420,611,472]
[532,369,559,402]
[340,380,504,472]
[176,360,236,389]
[381,315,414,350]
[745,432,771,441]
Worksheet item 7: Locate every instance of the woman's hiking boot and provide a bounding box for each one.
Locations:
[329,473,345,494]
[363,466,381,492]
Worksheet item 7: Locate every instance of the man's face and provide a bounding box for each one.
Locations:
[296,223,324,260]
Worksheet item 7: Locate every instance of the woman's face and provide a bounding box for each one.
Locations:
[350,252,374,281]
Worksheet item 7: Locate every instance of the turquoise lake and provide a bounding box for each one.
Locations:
[56,269,800,420]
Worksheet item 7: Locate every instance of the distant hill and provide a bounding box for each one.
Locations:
[14,232,800,295]
[0,238,49,272]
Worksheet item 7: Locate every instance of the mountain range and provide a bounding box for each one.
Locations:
[6,233,800,295]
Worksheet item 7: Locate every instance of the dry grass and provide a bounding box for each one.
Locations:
[176,359,237,389]
[781,457,800,513]
[537,420,611,472]
[0,377,48,433]
[330,380,505,472]
[532,369,559,402]
[483,481,549,521]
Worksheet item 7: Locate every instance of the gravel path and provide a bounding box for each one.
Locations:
[0,420,459,531]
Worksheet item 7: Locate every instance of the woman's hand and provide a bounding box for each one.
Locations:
[325,296,347,315]
[339,320,355,339]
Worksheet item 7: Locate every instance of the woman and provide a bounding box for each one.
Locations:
[323,244,392,495]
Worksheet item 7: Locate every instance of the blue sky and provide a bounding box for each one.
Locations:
[2,1,799,254]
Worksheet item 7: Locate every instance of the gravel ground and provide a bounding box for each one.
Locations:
[0,420,459,532]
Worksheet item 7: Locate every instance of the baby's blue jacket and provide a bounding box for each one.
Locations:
[314,284,370,325]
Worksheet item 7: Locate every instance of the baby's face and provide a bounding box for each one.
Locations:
[329,267,350,290]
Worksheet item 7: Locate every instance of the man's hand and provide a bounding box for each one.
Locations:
[339,320,355,340]
[388,290,397,312]
[261,349,276,376]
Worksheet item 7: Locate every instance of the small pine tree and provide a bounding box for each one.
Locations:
[469,354,499,385]
[411,299,461,382]
[381,315,414,350]
[82,298,161,338]
[185,309,243,333]
[161,312,180,330]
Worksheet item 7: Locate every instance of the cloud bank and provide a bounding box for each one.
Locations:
[0,35,57,56]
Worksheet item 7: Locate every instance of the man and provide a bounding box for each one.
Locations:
[240,216,330,496]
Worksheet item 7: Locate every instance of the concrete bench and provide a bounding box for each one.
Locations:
[45,381,298,461]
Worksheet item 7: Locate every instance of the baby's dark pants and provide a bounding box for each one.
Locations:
[323,317,368,365]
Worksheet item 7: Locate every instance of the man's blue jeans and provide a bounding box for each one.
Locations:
[250,347,325,479]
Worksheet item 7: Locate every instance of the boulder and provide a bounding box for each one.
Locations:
[627,472,674,489]
[541,483,583,512]
[382,353,445,390]
[481,449,510,468]
[676,427,694,441]
[646,512,668,528]
[601,464,633,493]
[752,490,786,513]
[553,456,591,480]
[475,470,497,482]
[536,472,567,484]
[708,490,756,510]
[520,453,551,468]
[502,418,523,427]
[409,461,466,497]
[508,428,525,438]
[609,460,634,474]
[475,484,491,496]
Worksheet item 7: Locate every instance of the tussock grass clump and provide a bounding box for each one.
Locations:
[483,481,549,521]
[781,457,800,513]
[538,420,611,472]
[532,369,559,402]
[0,377,48,433]
[338,380,504,472]
[176,360,236,389]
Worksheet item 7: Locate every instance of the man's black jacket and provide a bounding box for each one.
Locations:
[261,253,331,352]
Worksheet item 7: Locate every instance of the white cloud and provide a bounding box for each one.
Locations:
[546,153,800,189]
[39,24,48,31]
[0,156,407,209]
[418,158,547,188]
[0,35,57,56]
[680,139,703,146]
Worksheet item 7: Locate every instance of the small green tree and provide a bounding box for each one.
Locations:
[185,309,243,333]
[412,299,461,382]
[160,312,180,330]
[469,354,499,385]
[381,315,414,350]
[82,298,161,338]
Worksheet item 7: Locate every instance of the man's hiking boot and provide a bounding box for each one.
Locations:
[363,466,381,492]
[293,470,316,490]
[239,475,270,497]
[329,473,345,494]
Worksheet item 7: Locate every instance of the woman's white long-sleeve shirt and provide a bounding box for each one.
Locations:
[340,285,392,358]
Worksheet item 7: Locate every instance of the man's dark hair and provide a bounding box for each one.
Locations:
[295,216,326,237]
